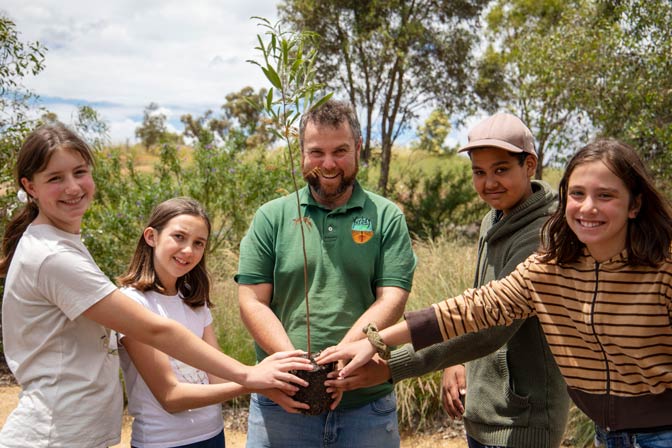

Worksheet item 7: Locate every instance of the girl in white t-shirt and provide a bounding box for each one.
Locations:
[117,197,310,448]
[0,123,310,448]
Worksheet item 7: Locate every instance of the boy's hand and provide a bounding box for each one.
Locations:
[325,357,391,392]
[441,365,466,420]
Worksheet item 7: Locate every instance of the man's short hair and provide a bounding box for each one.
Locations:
[299,99,362,150]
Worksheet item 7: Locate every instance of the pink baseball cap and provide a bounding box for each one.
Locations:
[458,113,536,157]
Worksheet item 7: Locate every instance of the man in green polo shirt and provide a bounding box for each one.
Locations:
[236,99,416,447]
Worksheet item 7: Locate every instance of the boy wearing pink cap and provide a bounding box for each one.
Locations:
[328,113,570,448]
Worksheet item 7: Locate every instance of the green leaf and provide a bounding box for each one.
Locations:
[282,39,289,66]
[262,66,282,89]
[312,92,334,110]
[266,87,274,111]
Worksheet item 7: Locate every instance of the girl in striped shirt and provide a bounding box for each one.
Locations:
[319,138,672,448]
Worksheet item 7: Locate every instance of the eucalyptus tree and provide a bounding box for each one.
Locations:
[475,0,672,183]
[180,86,276,150]
[412,109,454,154]
[0,14,46,191]
[135,102,181,150]
[474,0,600,178]
[580,0,672,187]
[279,0,489,194]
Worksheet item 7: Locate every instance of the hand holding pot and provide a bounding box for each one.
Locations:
[263,388,311,414]
[316,339,376,378]
[325,357,391,392]
[246,349,312,391]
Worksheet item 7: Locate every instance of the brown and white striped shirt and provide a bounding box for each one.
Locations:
[406,249,672,431]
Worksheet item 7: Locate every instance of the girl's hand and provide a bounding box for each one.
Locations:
[246,350,312,391]
[315,339,376,378]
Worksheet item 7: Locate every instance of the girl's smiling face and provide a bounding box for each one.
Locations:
[144,214,209,295]
[21,147,95,234]
[565,160,640,262]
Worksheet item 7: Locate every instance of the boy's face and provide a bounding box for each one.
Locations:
[470,147,536,215]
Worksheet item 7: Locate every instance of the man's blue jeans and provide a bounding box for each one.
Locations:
[595,425,672,448]
[245,392,400,447]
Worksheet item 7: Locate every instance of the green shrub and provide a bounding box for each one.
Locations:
[390,158,488,240]
[86,138,292,280]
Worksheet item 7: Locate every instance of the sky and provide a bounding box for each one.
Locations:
[1,0,281,144]
[2,0,474,147]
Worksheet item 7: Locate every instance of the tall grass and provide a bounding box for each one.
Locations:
[394,236,477,431]
[208,247,255,410]
[209,248,256,367]
[566,407,595,448]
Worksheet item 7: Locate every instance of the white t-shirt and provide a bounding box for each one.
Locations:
[118,287,223,448]
[0,224,120,448]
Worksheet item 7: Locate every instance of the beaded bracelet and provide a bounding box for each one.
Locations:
[362,322,391,360]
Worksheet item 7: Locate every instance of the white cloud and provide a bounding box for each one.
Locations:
[1,0,279,143]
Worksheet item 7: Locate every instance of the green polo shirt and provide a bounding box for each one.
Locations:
[236,182,416,408]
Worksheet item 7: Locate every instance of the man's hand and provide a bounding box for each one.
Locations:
[327,379,344,411]
[325,357,391,393]
[263,388,311,414]
[441,365,466,420]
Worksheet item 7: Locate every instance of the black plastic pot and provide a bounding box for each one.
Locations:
[290,353,336,415]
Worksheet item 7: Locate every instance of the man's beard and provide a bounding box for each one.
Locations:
[304,166,358,203]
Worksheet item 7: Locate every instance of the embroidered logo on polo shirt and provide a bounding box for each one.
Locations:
[351,216,374,244]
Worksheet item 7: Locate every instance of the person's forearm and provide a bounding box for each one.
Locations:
[240,300,294,354]
[141,320,253,386]
[388,321,525,382]
[87,291,254,385]
[378,320,411,347]
[341,287,408,344]
[160,381,250,413]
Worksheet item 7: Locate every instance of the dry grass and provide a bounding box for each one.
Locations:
[393,237,477,431]
[408,237,478,310]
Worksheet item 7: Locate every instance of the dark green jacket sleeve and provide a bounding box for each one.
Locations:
[389,193,551,382]
[388,320,525,382]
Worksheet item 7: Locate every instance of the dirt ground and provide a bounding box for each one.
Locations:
[0,383,467,448]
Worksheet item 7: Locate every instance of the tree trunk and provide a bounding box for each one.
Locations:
[378,136,393,194]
